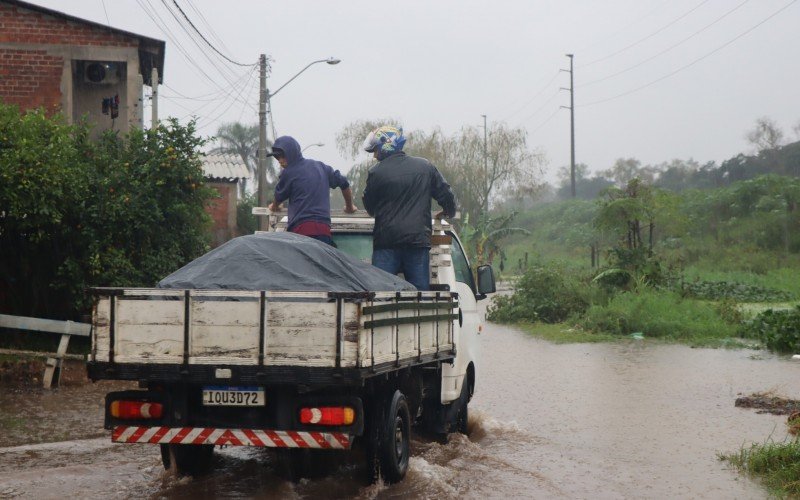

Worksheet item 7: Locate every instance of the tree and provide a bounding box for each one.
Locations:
[213,122,276,194]
[460,211,530,266]
[746,117,784,153]
[602,158,654,187]
[0,104,215,319]
[336,120,544,221]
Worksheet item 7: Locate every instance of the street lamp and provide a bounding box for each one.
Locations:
[302,142,324,152]
[269,58,340,100]
[257,57,340,229]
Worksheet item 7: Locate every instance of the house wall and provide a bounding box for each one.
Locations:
[0,3,144,133]
[206,181,240,247]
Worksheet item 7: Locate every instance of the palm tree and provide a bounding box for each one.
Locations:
[461,211,530,267]
[213,122,278,194]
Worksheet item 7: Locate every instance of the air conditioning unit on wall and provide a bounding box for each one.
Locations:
[83,62,121,85]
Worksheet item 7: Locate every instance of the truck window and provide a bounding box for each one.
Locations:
[331,233,373,263]
[448,235,476,294]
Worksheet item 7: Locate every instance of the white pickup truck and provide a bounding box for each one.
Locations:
[86,212,495,483]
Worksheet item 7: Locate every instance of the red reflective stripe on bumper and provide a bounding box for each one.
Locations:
[111,427,351,449]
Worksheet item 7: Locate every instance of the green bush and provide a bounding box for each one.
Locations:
[580,288,737,339]
[741,306,800,353]
[487,265,591,323]
[0,104,215,319]
[237,192,257,235]
[680,280,794,302]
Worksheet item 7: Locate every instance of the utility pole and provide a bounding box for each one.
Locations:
[257,54,268,231]
[481,114,488,212]
[560,54,576,198]
[151,67,158,129]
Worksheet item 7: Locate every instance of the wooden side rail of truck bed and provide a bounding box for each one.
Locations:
[87,288,458,385]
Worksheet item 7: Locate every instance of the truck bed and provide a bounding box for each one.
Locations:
[87,288,458,385]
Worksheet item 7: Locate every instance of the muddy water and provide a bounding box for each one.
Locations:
[2,315,799,498]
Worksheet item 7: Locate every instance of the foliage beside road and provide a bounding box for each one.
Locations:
[489,174,800,352]
[0,104,215,320]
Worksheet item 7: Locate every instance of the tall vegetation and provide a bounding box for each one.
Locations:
[335,119,544,222]
[0,104,215,319]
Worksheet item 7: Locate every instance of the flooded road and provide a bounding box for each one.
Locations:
[2,307,799,498]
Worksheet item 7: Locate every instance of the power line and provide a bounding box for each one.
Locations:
[501,70,561,122]
[158,0,256,95]
[185,1,233,56]
[581,0,798,107]
[170,0,252,67]
[136,0,232,94]
[581,0,710,68]
[574,0,672,53]
[516,89,561,125]
[529,107,562,135]
[100,0,110,25]
[580,0,751,89]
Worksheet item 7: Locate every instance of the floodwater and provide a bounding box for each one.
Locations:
[2,306,799,499]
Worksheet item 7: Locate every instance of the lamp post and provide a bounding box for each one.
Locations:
[302,142,324,153]
[257,57,340,230]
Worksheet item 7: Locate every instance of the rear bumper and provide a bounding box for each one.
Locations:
[112,426,351,449]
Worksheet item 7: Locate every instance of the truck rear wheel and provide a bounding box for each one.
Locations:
[160,444,214,476]
[378,390,411,484]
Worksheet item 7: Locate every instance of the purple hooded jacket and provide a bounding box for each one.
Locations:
[272,136,350,231]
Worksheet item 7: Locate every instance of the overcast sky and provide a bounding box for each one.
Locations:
[30,0,800,183]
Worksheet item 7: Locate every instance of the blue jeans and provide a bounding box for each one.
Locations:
[307,234,336,247]
[372,247,430,291]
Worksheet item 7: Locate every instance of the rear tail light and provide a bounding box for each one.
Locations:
[110,400,163,420]
[299,406,355,426]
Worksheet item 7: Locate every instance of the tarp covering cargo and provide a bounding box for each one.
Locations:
[157,232,415,292]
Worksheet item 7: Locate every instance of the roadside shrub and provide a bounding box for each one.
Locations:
[680,280,794,302]
[580,288,737,339]
[487,265,590,323]
[741,306,800,353]
[0,104,215,319]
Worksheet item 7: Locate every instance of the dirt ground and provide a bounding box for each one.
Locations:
[0,358,88,387]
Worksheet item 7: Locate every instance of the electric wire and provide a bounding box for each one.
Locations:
[528,107,562,135]
[579,0,751,89]
[185,1,233,56]
[136,0,233,95]
[581,0,710,68]
[158,0,256,97]
[574,0,672,53]
[170,0,252,67]
[501,70,561,122]
[516,89,561,126]
[172,71,255,121]
[178,65,256,122]
[100,0,110,25]
[187,64,258,127]
[197,67,258,133]
[581,0,798,107]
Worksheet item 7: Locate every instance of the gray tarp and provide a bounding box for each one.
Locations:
[157,232,416,292]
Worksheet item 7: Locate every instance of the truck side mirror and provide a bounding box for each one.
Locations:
[476,265,496,299]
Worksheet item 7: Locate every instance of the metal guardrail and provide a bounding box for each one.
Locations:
[0,313,90,388]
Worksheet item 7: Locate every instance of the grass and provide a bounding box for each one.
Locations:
[580,288,739,341]
[517,322,618,344]
[683,266,800,297]
[721,440,800,497]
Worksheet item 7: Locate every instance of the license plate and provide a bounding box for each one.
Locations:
[202,386,265,407]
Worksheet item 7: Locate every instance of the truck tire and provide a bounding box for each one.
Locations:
[457,401,469,435]
[160,444,214,476]
[378,390,411,484]
[276,448,313,482]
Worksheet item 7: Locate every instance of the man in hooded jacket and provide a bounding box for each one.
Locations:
[268,136,356,245]
[362,126,456,290]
